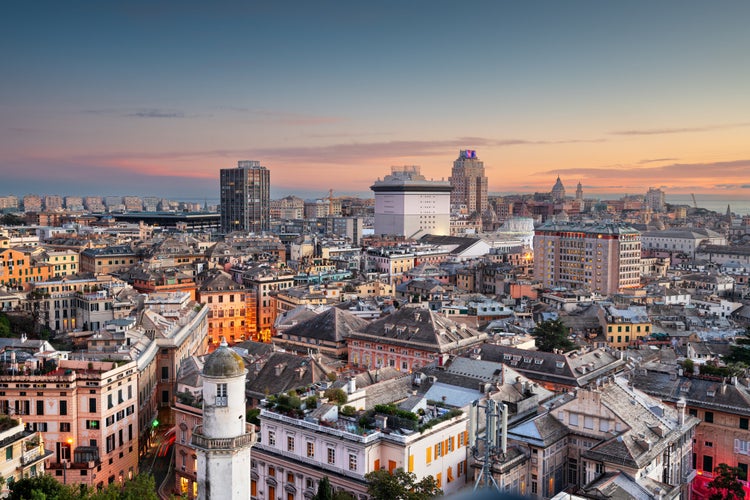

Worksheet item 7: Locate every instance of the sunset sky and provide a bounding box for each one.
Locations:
[2,1,749,200]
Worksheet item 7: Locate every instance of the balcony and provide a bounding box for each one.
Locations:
[20,446,53,466]
[191,424,256,451]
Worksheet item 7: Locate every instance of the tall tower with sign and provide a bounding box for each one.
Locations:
[449,149,488,216]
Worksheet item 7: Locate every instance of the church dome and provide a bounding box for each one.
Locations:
[203,340,245,378]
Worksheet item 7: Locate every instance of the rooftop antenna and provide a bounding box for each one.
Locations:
[469,398,508,492]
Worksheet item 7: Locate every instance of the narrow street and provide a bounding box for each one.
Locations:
[139,426,174,499]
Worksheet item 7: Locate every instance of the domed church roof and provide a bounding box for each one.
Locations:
[203,339,245,378]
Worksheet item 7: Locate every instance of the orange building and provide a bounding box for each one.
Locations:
[233,265,295,343]
[131,267,197,301]
[197,271,256,347]
[0,247,52,290]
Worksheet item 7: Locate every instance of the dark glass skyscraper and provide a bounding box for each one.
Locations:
[220,160,270,233]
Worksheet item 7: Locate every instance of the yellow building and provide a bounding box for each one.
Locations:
[598,304,651,350]
[41,249,79,278]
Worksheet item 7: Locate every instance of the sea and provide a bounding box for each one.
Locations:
[666,195,750,216]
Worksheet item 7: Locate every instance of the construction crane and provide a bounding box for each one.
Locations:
[691,193,698,209]
[324,189,344,216]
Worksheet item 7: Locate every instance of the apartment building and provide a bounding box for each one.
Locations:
[348,305,487,372]
[254,397,470,499]
[0,416,51,493]
[504,377,699,498]
[234,264,295,342]
[632,371,750,481]
[0,247,52,290]
[197,271,256,347]
[29,274,129,332]
[534,222,641,295]
[597,304,652,350]
[79,245,139,275]
[0,359,140,488]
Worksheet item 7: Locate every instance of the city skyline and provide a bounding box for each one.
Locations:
[2,1,749,199]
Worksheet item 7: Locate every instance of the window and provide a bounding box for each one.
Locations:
[37,400,44,415]
[287,436,295,452]
[327,448,335,465]
[5,446,12,461]
[705,441,713,448]
[349,454,357,471]
[161,366,169,380]
[584,416,594,430]
[107,394,113,409]
[60,400,67,416]
[60,423,71,432]
[741,418,749,430]
[689,408,698,417]
[268,431,276,446]
[569,413,579,426]
[216,384,228,407]
[735,439,750,455]
[738,463,748,481]
[705,411,714,423]
[86,420,99,429]
[306,442,314,458]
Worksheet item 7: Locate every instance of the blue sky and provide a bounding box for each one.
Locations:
[2,0,749,199]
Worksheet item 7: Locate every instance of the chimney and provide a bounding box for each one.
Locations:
[374,414,388,430]
[347,377,357,394]
[676,399,686,426]
[274,363,285,376]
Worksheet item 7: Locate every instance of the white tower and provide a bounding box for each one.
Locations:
[192,340,255,499]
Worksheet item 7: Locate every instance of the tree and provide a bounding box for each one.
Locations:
[313,476,334,500]
[119,473,159,500]
[708,463,746,500]
[531,319,576,353]
[725,328,750,365]
[324,387,348,406]
[0,314,10,338]
[365,468,442,500]
[8,474,67,500]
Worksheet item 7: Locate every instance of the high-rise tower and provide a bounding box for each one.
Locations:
[449,150,488,215]
[220,160,270,234]
[192,340,255,499]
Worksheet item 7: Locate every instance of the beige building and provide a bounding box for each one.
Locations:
[0,359,140,488]
[534,221,641,295]
[0,417,51,494]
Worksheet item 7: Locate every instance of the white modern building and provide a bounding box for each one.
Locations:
[371,166,452,237]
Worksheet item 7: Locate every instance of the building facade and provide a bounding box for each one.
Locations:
[534,222,641,295]
[220,160,271,234]
[371,166,451,237]
[449,150,488,215]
